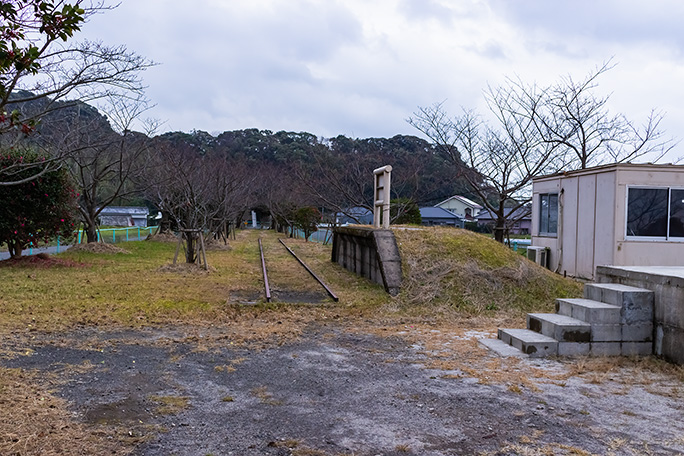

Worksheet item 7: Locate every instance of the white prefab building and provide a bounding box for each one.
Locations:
[98,206,150,227]
[531,163,684,280]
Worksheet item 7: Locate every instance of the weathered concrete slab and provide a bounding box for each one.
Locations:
[498,328,557,357]
[590,324,621,342]
[558,342,591,356]
[556,298,621,324]
[331,226,403,296]
[372,229,402,296]
[596,266,681,364]
[527,313,591,343]
[621,323,653,342]
[590,342,622,356]
[621,342,653,356]
[584,282,654,325]
[478,338,528,358]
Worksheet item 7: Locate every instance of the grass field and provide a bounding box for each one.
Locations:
[0,230,392,338]
[2,228,683,456]
[0,228,582,336]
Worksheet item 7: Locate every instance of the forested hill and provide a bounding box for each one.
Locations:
[9,93,479,217]
[155,129,474,207]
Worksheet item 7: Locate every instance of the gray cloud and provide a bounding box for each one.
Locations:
[75,0,684,150]
[489,0,684,57]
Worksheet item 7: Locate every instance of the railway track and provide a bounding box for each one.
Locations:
[258,237,339,303]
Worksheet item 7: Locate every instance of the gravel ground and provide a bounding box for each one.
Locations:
[3,324,684,456]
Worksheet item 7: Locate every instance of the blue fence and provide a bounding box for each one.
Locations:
[75,226,157,245]
[291,227,333,244]
[23,226,157,255]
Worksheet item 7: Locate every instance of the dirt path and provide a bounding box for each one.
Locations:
[3,324,683,456]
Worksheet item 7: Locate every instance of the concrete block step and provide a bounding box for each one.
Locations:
[527,313,591,342]
[558,342,591,357]
[498,328,557,357]
[584,283,654,324]
[556,298,621,324]
[478,338,528,357]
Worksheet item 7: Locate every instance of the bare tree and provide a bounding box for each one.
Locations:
[518,61,676,169]
[409,92,564,243]
[295,142,374,223]
[295,136,455,225]
[48,96,156,242]
[257,162,308,235]
[410,63,676,242]
[145,140,251,264]
[0,1,154,185]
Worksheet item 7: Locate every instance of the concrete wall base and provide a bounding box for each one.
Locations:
[596,265,684,365]
[331,226,402,296]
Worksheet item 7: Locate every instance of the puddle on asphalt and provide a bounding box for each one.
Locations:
[85,396,152,425]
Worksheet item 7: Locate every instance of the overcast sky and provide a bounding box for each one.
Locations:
[79,0,684,150]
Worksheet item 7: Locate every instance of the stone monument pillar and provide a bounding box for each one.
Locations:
[373,165,392,229]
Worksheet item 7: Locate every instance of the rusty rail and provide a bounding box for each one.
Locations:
[258,238,271,302]
[278,238,339,302]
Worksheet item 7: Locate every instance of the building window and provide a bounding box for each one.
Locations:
[627,187,684,239]
[539,193,558,235]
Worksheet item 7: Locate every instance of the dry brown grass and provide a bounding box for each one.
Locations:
[560,356,684,398]
[343,318,568,391]
[148,395,190,415]
[250,385,283,405]
[392,227,582,317]
[1,228,679,455]
[68,243,130,254]
[0,367,131,455]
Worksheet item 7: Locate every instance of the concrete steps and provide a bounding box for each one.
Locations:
[556,298,621,324]
[482,282,655,358]
[497,328,557,357]
[527,313,591,342]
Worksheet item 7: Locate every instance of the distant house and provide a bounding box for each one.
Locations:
[419,207,464,227]
[477,206,532,235]
[435,195,483,220]
[98,206,150,227]
[335,206,373,225]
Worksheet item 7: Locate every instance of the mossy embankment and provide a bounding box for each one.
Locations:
[392,227,582,317]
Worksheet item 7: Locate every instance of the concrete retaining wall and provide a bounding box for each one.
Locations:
[596,265,684,365]
[331,226,402,296]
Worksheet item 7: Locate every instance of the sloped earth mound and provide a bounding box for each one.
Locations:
[393,227,582,315]
[68,242,130,254]
[204,237,233,251]
[146,232,179,243]
[2,324,683,456]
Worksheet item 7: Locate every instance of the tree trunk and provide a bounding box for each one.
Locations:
[159,210,171,234]
[494,217,506,243]
[86,223,98,243]
[7,240,22,259]
[184,231,196,263]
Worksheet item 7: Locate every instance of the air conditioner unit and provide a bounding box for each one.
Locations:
[527,246,549,269]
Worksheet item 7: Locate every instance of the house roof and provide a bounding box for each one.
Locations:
[477,206,531,222]
[534,162,684,182]
[436,195,483,209]
[420,206,463,219]
[98,206,150,216]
